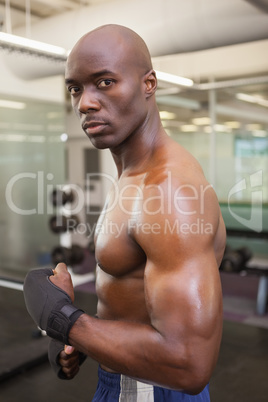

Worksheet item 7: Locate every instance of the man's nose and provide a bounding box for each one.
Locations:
[78,90,100,114]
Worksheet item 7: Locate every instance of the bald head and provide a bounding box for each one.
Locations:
[67,24,153,78]
[65,24,158,151]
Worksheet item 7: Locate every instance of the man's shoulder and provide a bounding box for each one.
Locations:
[143,150,206,191]
[139,142,219,224]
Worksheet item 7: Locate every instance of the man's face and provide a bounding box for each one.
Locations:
[65,33,149,150]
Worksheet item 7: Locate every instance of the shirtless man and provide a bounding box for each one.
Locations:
[24,24,226,401]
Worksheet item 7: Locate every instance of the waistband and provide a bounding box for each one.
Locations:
[97,366,122,392]
[97,366,210,401]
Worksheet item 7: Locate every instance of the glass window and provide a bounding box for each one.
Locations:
[0,95,66,278]
[157,80,268,253]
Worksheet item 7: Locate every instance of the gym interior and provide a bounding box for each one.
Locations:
[0,1,267,401]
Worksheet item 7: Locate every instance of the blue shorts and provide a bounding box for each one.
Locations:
[92,366,210,401]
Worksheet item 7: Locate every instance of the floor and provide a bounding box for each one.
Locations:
[0,271,268,401]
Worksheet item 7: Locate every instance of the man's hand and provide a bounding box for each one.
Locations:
[58,345,81,379]
[50,263,75,303]
[48,339,87,380]
[23,265,84,344]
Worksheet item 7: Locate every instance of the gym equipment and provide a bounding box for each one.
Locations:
[51,244,85,266]
[49,214,80,234]
[51,189,75,207]
[220,246,252,272]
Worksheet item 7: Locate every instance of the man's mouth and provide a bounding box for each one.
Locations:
[83,122,108,135]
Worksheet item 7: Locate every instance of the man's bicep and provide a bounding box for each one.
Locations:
[144,252,222,342]
[135,180,223,359]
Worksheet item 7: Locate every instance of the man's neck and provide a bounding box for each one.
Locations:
[110,115,166,178]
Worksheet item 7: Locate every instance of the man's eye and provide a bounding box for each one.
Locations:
[98,79,113,88]
[68,87,80,95]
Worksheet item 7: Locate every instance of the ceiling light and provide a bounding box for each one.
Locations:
[0,133,46,142]
[156,87,181,96]
[156,95,200,110]
[204,124,231,133]
[252,130,267,137]
[0,134,26,142]
[246,123,262,131]
[192,117,211,125]
[215,124,231,132]
[0,32,68,60]
[180,125,196,132]
[0,99,26,109]
[236,92,268,108]
[225,121,241,129]
[60,133,68,142]
[162,120,182,129]
[159,111,177,120]
[155,70,193,87]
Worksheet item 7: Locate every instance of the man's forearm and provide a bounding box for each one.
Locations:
[68,313,204,393]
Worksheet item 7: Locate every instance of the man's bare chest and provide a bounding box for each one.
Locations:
[94,179,146,277]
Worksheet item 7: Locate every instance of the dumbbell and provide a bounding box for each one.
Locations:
[51,244,85,266]
[51,189,75,207]
[220,246,252,272]
[49,215,80,234]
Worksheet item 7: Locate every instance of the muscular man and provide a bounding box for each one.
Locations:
[24,24,226,401]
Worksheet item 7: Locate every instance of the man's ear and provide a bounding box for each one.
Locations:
[144,70,157,98]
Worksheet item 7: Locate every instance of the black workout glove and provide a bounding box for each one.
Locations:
[48,339,87,380]
[23,267,84,344]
